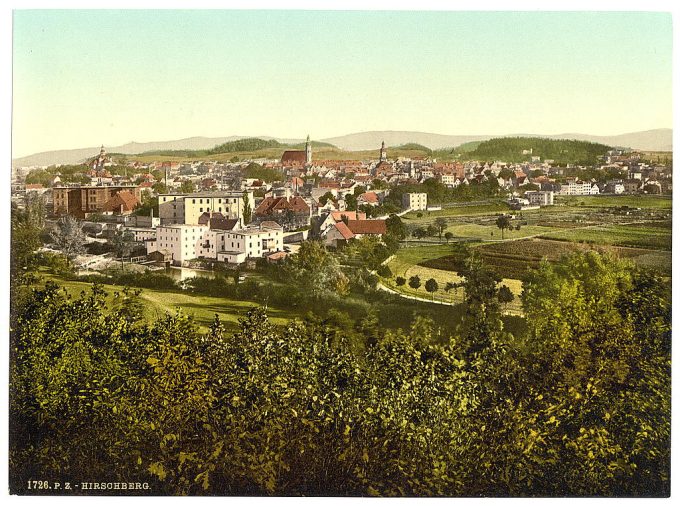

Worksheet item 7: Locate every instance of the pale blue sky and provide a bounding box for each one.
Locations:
[12,10,673,157]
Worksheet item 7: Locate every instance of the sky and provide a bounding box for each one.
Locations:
[11,8,674,157]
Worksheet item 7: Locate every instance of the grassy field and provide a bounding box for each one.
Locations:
[539,223,672,251]
[35,271,295,332]
[402,201,511,223]
[555,195,672,209]
[420,238,671,279]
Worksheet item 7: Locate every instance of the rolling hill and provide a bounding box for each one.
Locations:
[12,129,671,168]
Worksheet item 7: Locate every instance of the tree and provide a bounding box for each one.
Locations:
[344,193,357,211]
[152,182,168,194]
[434,218,448,242]
[284,240,349,298]
[242,191,252,225]
[495,214,512,239]
[50,215,86,264]
[318,192,335,206]
[497,285,514,310]
[426,224,438,238]
[444,231,454,243]
[408,275,421,290]
[385,214,407,240]
[412,227,426,239]
[111,229,136,272]
[425,278,439,300]
[180,180,195,193]
[395,276,406,286]
[10,195,46,279]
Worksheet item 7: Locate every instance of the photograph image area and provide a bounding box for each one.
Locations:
[9,9,672,497]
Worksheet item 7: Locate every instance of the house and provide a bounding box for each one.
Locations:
[317,210,367,236]
[402,192,427,211]
[357,191,380,207]
[324,221,355,248]
[102,190,140,215]
[146,221,284,266]
[524,190,554,206]
[346,219,387,238]
[254,195,311,231]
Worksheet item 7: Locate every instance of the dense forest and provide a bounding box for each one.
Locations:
[463,137,611,165]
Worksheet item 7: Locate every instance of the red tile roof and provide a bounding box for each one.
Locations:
[281,150,307,164]
[255,196,310,216]
[103,191,140,213]
[358,191,379,203]
[330,211,366,222]
[346,219,386,235]
[332,221,355,240]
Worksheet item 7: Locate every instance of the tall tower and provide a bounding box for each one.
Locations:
[379,140,387,162]
[305,135,312,165]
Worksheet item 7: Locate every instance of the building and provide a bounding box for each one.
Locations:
[346,219,387,238]
[254,195,311,231]
[324,221,355,248]
[216,222,284,264]
[53,185,143,218]
[281,135,312,165]
[379,141,387,162]
[158,191,254,225]
[146,220,283,266]
[102,190,140,214]
[524,190,554,206]
[402,192,428,211]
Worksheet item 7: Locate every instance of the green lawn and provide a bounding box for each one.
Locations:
[539,223,672,250]
[555,195,672,209]
[35,271,295,332]
[402,201,511,223]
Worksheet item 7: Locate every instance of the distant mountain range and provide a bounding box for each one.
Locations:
[320,129,673,152]
[12,128,671,167]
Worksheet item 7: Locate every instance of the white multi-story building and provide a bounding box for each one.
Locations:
[146,221,283,266]
[158,191,255,225]
[524,190,554,206]
[217,222,284,264]
[402,192,428,211]
[558,180,600,196]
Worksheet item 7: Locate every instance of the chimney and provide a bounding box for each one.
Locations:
[120,204,124,214]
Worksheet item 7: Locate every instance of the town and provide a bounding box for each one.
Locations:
[10,136,672,276]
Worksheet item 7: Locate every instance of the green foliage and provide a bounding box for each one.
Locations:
[283,241,350,298]
[50,215,87,262]
[464,137,611,165]
[408,275,421,290]
[9,250,671,496]
[180,180,195,193]
[242,162,284,183]
[242,190,252,225]
[395,276,406,286]
[495,214,512,239]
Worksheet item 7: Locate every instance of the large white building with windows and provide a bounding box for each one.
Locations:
[402,192,428,211]
[158,191,255,225]
[146,221,283,266]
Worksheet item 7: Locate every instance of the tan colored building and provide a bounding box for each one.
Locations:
[53,185,143,218]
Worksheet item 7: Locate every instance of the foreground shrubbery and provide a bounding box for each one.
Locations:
[9,252,670,496]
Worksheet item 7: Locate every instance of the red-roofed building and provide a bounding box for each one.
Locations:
[254,195,311,231]
[346,219,387,237]
[102,190,140,215]
[357,191,380,206]
[324,221,355,248]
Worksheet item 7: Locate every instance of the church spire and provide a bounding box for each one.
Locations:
[379,140,387,162]
[305,134,312,165]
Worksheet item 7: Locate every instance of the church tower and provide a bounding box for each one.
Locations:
[379,140,387,162]
[305,135,312,165]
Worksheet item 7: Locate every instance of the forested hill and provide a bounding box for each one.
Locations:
[138,137,337,158]
[462,137,612,165]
